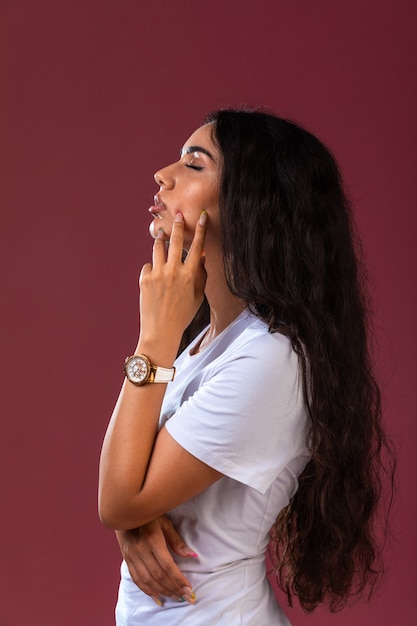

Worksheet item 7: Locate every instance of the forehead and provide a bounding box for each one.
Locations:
[181,123,217,156]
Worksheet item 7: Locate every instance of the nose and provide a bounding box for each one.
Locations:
[154,164,174,189]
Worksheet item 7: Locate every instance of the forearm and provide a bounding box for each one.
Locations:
[98,340,179,529]
[98,212,208,529]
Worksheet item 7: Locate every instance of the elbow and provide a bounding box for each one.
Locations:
[97,490,126,529]
[97,493,148,530]
[97,478,130,529]
[98,506,121,530]
[98,497,121,529]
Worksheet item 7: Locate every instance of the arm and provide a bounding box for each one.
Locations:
[98,212,222,530]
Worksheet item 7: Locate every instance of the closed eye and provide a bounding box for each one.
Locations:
[185,164,203,171]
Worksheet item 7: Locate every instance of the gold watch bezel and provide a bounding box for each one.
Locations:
[124,354,151,386]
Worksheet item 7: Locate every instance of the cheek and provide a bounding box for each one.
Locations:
[205,196,221,234]
[181,184,220,243]
[182,216,199,248]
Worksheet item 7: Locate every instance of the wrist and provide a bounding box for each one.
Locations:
[134,338,179,368]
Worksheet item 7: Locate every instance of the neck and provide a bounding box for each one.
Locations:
[202,252,246,343]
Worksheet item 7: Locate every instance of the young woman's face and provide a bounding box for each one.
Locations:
[149,123,221,249]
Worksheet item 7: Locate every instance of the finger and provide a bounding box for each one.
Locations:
[139,262,152,286]
[153,550,192,595]
[193,259,207,302]
[166,212,185,263]
[152,228,167,268]
[126,556,175,600]
[117,528,180,600]
[141,554,190,600]
[184,211,208,267]
[140,262,152,274]
[121,519,194,600]
[162,517,199,559]
[130,542,191,598]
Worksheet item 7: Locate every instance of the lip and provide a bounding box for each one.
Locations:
[148,194,167,217]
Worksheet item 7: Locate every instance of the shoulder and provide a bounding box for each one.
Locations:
[212,311,298,378]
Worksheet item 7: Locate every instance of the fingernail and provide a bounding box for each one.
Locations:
[151,596,163,606]
[183,548,199,558]
[175,212,183,222]
[157,228,165,239]
[199,211,207,226]
[182,586,196,603]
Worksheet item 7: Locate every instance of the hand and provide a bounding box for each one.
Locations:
[116,516,198,605]
[138,211,208,356]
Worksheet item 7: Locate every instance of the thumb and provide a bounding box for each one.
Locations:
[161,516,199,559]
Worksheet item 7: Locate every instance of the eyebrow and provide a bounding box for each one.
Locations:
[180,145,215,161]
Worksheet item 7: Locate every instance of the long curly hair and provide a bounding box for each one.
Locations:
[180,108,395,612]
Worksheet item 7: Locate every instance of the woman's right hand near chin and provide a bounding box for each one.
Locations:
[116,515,198,605]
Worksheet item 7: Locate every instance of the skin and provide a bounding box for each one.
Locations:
[99,124,246,605]
[115,516,198,605]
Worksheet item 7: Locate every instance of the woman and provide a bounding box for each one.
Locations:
[99,109,393,624]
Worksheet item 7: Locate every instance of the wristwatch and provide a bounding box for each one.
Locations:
[124,354,176,385]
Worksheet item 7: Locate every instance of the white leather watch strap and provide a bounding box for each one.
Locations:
[152,365,176,383]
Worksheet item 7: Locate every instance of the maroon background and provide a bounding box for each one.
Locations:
[1,1,416,624]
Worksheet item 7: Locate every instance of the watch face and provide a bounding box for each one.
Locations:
[125,356,149,385]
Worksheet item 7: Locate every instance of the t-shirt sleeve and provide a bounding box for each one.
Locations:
[165,331,309,494]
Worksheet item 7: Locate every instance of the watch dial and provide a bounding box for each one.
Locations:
[127,357,148,383]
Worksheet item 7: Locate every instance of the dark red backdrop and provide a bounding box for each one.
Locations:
[1,1,416,624]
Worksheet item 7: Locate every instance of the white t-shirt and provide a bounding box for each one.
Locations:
[116,310,310,625]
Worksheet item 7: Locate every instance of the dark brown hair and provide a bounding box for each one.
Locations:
[181,108,395,612]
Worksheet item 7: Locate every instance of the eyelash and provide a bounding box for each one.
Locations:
[185,164,203,171]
